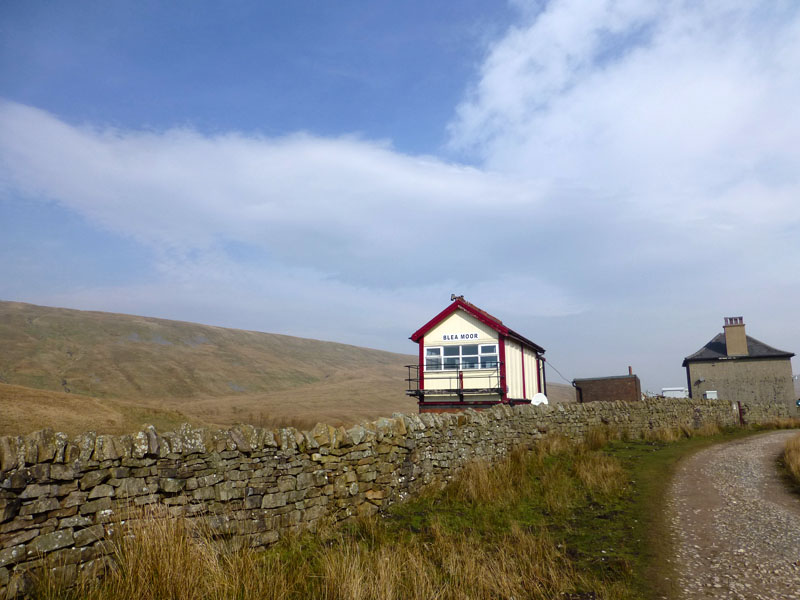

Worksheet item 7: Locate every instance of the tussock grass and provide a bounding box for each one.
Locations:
[574,451,627,498]
[38,423,773,600]
[783,432,800,485]
[585,425,617,450]
[760,417,800,430]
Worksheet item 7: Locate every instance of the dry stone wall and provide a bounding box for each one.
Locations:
[0,397,790,597]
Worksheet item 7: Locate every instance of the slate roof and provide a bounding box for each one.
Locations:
[682,333,794,366]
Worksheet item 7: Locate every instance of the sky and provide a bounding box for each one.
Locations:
[1,0,799,393]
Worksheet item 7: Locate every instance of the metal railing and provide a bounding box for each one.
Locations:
[405,363,503,399]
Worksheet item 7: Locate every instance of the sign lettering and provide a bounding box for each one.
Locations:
[442,332,480,341]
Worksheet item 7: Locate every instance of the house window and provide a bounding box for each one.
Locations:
[425,344,499,371]
[480,345,498,368]
[425,347,442,370]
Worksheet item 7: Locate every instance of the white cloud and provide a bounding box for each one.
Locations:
[450,1,800,229]
[2,1,800,387]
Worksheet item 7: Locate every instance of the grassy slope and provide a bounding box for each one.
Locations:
[0,383,194,436]
[0,300,574,435]
[0,300,416,434]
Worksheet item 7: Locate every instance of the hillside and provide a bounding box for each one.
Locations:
[0,301,417,433]
[0,300,574,435]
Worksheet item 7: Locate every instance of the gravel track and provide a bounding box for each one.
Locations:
[666,430,800,599]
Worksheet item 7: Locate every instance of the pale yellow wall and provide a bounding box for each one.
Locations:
[423,309,499,392]
[423,310,498,347]
[523,348,539,398]
[505,340,523,398]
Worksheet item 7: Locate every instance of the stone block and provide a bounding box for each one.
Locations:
[74,524,105,547]
[88,484,115,499]
[244,495,262,509]
[5,572,32,598]
[278,428,298,453]
[75,432,98,462]
[260,429,278,448]
[277,476,295,492]
[27,528,74,554]
[197,473,223,488]
[19,497,59,516]
[19,484,55,499]
[79,497,112,515]
[93,435,120,462]
[1,528,39,547]
[192,487,215,500]
[0,544,25,568]
[229,428,252,453]
[261,492,288,509]
[62,491,88,508]
[59,515,92,528]
[49,464,76,481]
[215,483,245,502]
[29,463,50,481]
[296,472,314,490]
[133,494,159,506]
[160,478,185,493]
[116,478,157,498]
[79,469,109,490]
[2,472,29,492]
[0,498,20,523]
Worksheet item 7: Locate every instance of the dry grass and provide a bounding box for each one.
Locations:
[0,300,416,435]
[36,437,632,600]
[0,383,194,436]
[640,422,723,443]
[584,425,617,450]
[574,451,627,498]
[760,417,800,430]
[36,507,612,600]
[784,432,800,485]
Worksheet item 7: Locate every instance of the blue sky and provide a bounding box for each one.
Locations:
[1,0,799,392]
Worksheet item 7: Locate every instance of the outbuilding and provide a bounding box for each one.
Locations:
[406,296,547,413]
[573,368,642,403]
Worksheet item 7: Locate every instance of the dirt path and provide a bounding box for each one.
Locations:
[666,430,800,599]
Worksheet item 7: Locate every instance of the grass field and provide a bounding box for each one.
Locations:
[0,300,574,435]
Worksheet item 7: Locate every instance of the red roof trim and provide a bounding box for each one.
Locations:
[410,299,545,354]
[410,299,509,342]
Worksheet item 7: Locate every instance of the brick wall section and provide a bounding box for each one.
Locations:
[574,375,641,403]
[0,398,791,596]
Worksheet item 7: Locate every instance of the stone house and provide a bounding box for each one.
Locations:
[682,317,795,414]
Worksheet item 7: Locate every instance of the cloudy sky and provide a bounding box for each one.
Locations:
[1,0,798,391]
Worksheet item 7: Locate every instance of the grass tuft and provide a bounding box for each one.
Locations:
[783,432,800,485]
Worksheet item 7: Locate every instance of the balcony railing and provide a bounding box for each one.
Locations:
[405,363,503,400]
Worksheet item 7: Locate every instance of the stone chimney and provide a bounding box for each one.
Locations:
[723,316,748,356]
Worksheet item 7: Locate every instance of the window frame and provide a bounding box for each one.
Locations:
[424,343,499,371]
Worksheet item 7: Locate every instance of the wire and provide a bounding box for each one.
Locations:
[544,359,573,385]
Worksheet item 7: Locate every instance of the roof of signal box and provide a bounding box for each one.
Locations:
[410,298,545,354]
